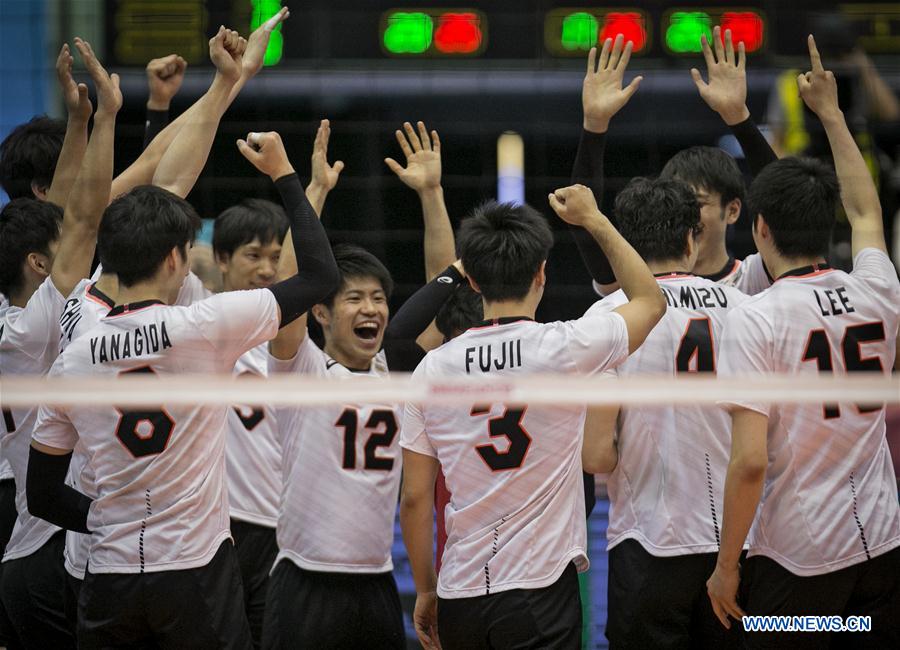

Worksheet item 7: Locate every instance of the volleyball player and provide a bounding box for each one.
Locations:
[584,176,748,647]
[399,188,665,649]
[707,37,900,648]
[0,37,120,646]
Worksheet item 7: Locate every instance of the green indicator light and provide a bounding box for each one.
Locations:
[251,0,284,66]
[666,11,712,53]
[384,12,433,54]
[561,12,598,51]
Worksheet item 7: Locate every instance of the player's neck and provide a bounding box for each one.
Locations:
[116,278,172,307]
[95,273,118,302]
[691,246,730,277]
[647,259,692,275]
[482,299,537,321]
[766,254,828,280]
[323,340,372,372]
[10,270,43,307]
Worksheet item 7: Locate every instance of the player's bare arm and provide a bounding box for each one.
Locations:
[51,38,121,299]
[305,118,344,215]
[151,27,246,198]
[799,35,886,257]
[707,407,767,629]
[582,405,620,474]
[550,184,666,353]
[146,53,187,112]
[386,121,456,280]
[45,43,92,207]
[399,448,442,650]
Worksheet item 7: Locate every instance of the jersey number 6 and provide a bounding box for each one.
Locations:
[114,367,175,458]
[472,405,531,471]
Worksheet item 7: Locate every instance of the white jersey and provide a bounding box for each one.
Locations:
[596,274,748,556]
[719,249,900,576]
[270,337,401,574]
[401,310,630,599]
[33,290,279,574]
[227,343,280,527]
[0,277,66,561]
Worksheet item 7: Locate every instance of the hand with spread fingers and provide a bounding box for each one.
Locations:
[385,121,442,193]
[237,131,295,181]
[73,37,122,116]
[797,35,841,122]
[582,34,643,133]
[146,54,187,111]
[243,6,290,79]
[57,43,91,123]
[691,25,750,125]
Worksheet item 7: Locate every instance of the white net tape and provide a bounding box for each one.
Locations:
[3,374,898,408]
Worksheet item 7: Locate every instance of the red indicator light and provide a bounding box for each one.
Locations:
[600,12,647,52]
[721,12,765,52]
[434,12,482,54]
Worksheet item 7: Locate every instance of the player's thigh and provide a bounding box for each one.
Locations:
[355,572,405,649]
[151,541,252,650]
[843,546,900,649]
[231,520,277,648]
[437,595,490,650]
[78,569,151,648]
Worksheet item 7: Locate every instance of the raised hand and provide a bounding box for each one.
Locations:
[146,54,187,110]
[797,35,840,121]
[56,43,91,122]
[309,119,344,193]
[209,26,245,84]
[243,6,290,79]
[691,26,749,125]
[548,184,602,227]
[582,34,643,133]
[237,131,295,180]
[73,37,122,116]
[385,121,442,192]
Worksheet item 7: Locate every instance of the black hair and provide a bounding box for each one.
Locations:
[0,198,63,296]
[660,146,745,207]
[98,185,201,287]
[321,244,394,307]
[436,283,483,340]
[0,117,66,199]
[212,198,289,258]
[457,201,553,302]
[748,157,839,258]
[614,177,703,263]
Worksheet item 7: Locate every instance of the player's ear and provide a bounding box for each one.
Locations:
[466,276,482,295]
[30,180,48,201]
[26,251,51,277]
[535,261,547,289]
[215,250,230,275]
[725,198,741,225]
[311,303,330,327]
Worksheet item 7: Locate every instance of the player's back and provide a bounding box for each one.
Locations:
[403,309,629,598]
[721,249,900,574]
[45,290,278,573]
[599,274,748,555]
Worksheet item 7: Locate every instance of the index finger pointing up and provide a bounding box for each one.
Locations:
[808,34,824,72]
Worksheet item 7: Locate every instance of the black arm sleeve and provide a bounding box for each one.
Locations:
[26,447,91,534]
[729,117,778,178]
[268,173,341,328]
[142,108,170,150]
[384,265,465,341]
[569,129,617,286]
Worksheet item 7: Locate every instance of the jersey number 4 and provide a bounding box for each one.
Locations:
[472,405,531,471]
[336,408,397,471]
[801,322,886,419]
[676,318,715,373]
[114,367,175,458]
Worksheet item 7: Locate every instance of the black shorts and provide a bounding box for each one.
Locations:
[0,480,20,650]
[438,562,582,650]
[231,519,278,649]
[0,530,75,649]
[606,538,741,649]
[262,560,404,649]
[78,540,251,649]
[740,547,900,650]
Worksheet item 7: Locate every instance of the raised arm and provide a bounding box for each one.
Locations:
[692,26,777,176]
[50,38,121,299]
[799,35,886,256]
[386,121,456,280]
[143,54,187,149]
[305,118,344,216]
[45,44,92,207]
[384,261,466,346]
[550,184,665,353]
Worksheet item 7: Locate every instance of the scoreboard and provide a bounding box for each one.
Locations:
[105,0,900,66]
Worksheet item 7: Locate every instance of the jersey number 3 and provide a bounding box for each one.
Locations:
[114,367,175,458]
[472,405,531,471]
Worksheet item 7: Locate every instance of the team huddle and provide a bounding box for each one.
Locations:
[0,7,897,649]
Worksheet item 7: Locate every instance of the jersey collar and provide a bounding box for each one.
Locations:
[653,271,694,279]
[468,316,533,331]
[87,282,115,309]
[106,300,165,317]
[701,256,737,282]
[776,262,833,281]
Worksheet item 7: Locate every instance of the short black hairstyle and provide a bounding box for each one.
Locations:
[98,185,201,287]
[614,177,703,263]
[0,116,66,199]
[660,146,745,206]
[0,198,63,296]
[748,157,839,258]
[213,198,289,258]
[457,201,554,302]
[321,244,394,307]
[436,283,483,340]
